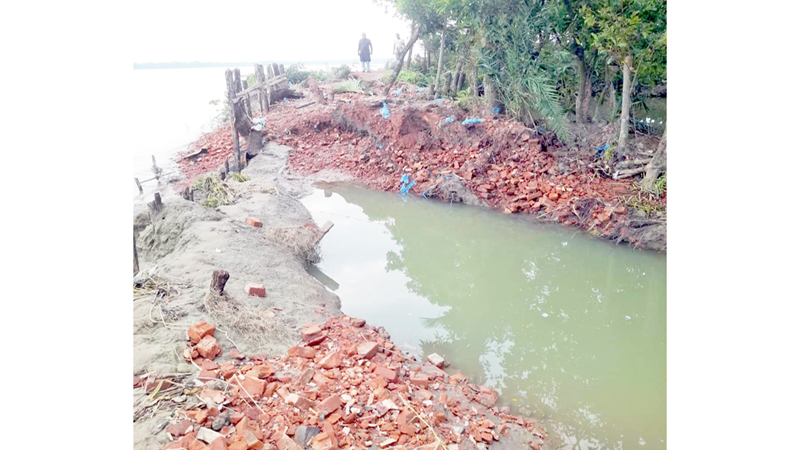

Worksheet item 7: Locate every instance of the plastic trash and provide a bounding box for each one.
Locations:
[283,99,288,104]
[541,312,549,318]
[380,102,391,120]
[393,88,403,96]
[433,98,446,102]
[444,117,455,124]
[251,118,266,132]
[462,118,486,125]
[400,180,416,194]
[594,143,610,153]
[399,174,415,194]
[493,106,501,114]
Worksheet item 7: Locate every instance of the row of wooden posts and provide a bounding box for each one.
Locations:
[225,63,289,173]
[134,63,289,194]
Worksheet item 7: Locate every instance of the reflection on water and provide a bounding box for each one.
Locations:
[301,185,666,450]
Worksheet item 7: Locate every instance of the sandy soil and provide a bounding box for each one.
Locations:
[133,143,342,449]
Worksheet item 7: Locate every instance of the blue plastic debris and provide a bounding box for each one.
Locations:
[380,102,391,120]
[461,118,486,125]
[399,174,415,194]
[283,99,288,104]
[493,106,501,114]
[288,82,292,88]
[594,143,610,153]
[433,98,446,102]
[400,180,416,194]
[444,117,455,124]
[393,88,403,96]
[251,118,267,132]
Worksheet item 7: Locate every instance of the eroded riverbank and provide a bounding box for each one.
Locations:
[133,144,552,450]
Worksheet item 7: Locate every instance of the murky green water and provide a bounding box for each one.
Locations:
[301,185,666,450]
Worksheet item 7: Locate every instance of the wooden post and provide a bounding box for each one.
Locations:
[313,221,334,246]
[134,178,143,194]
[210,269,230,295]
[255,64,268,113]
[151,155,162,180]
[242,79,252,117]
[225,69,241,172]
[266,64,274,107]
[134,235,139,275]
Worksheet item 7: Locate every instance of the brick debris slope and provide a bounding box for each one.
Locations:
[136,315,548,450]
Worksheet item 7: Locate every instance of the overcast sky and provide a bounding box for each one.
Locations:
[132,0,422,63]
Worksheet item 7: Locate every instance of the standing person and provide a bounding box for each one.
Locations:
[358,33,372,72]
[393,33,405,62]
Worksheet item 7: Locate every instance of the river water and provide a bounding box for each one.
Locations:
[301,184,666,450]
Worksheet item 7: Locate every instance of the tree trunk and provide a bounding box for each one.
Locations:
[484,74,497,109]
[442,72,452,97]
[576,51,595,123]
[576,55,586,123]
[470,58,478,96]
[406,44,412,70]
[383,25,421,96]
[433,23,447,97]
[641,124,667,190]
[618,54,633,153]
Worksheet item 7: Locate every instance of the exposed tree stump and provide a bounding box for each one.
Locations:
[147,192,164,224]
[210,270,230,295]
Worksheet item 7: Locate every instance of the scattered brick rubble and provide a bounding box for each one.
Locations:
[177,89,664,250]
[138,316,548,450]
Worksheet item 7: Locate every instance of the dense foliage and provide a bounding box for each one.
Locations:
[376,0,666,143]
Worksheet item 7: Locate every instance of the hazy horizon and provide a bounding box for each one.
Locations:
[132,0,424,65]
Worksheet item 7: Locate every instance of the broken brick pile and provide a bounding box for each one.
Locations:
[177,91,665,249]
[142,315,548,450]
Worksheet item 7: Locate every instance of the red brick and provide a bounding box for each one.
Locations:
[245,217,263,227]
[209,437,228,450]
[219,362,237,379]
[133,375,142,387]
[228,412,244,425]
[265,382,277,398]
[286,393,313,410]
[477,387,498,407]
[297,346,317,359]
[296,368,314,385]
[245,364,274,379]
[199,369,219,379]
[196,335,222,359]
[244,283,266,297]
[188,438,211,450]
[319,351,342,369]
[374,366,397,382]
[242,430,263,449]
[189,322,216,343]
[301,325,323,341]
[240,377,266,399]
[200,388,225,404]
[274,433,303,450]
[310,432,335,450]
[167,419,194,437]
[316,394,341,417]
[409,373,429,387]
[228,348,245,359]
[201,360,220,370]
[356,342,379,359]
[349,317,366,327]
[228,442,248,450]
[313,371,332,387]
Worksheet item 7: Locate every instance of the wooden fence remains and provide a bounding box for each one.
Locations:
[134,63,291,190]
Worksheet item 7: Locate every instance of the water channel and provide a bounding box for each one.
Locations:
[301,184,666,450]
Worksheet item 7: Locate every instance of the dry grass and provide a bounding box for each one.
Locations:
[264,225,322,265]
[203,293,291,351]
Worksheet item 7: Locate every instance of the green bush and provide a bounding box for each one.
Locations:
[286,64,311,84]
[332,65,351,80]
